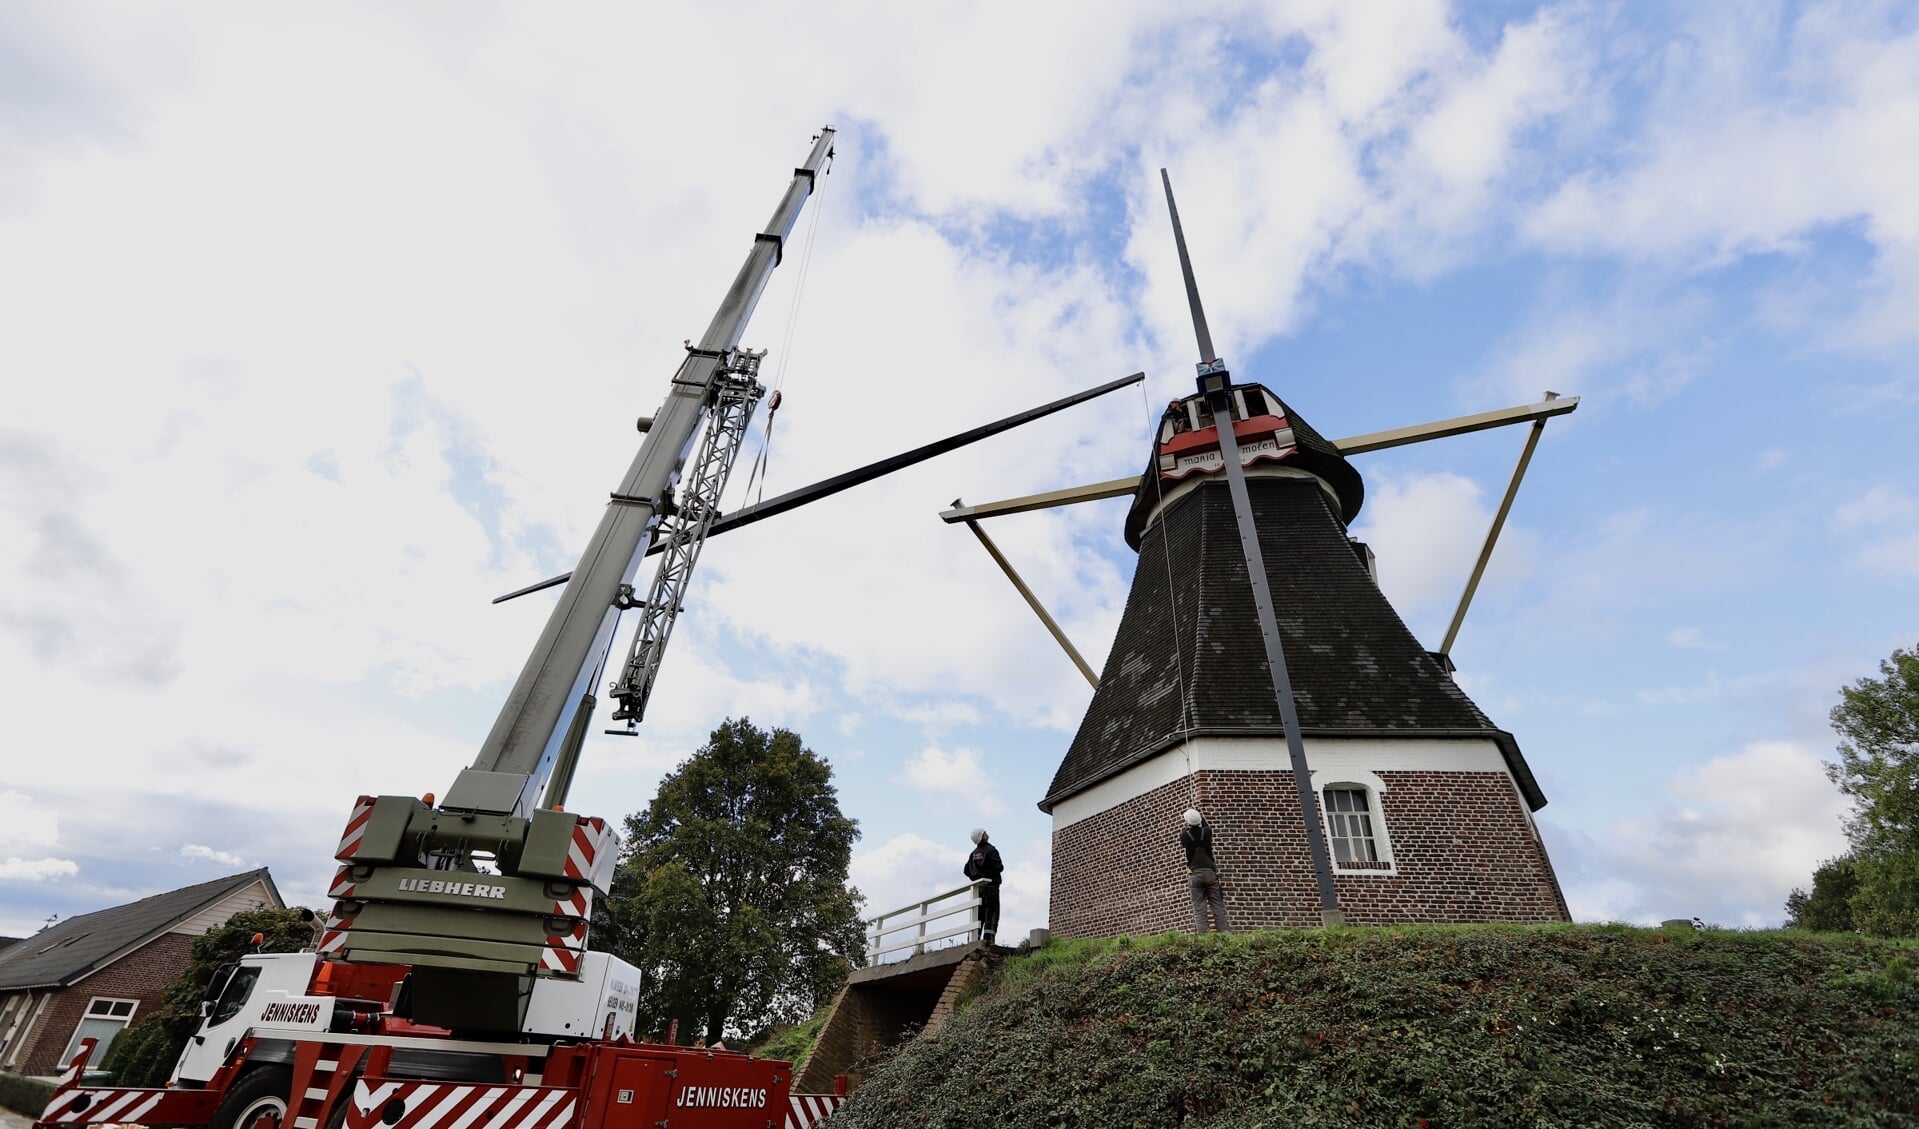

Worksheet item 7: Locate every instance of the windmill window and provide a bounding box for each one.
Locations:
[1323,786,1390,869]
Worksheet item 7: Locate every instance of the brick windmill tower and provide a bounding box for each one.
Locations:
[947,175,1574,936]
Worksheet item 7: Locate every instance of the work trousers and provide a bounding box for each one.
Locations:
[1189,867,1230,932]
[978,881,1001,942]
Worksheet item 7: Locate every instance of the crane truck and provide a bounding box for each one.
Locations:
[33,123,1147,1129]
[36,129,849,1129]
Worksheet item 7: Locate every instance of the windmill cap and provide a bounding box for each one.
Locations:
[1122,386,1365,550]
[1183,809,1202,826]
[970,828,986,844]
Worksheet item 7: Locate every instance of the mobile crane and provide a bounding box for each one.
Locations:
[314,128,843,1032]
[36,126,1144,1129]
[37,129,846,1129]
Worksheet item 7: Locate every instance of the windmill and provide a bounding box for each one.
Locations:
[944,173,1577,934]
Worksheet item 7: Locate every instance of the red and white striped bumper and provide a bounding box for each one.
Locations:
[785,1092,847,1128]
[344,1080,578,1129]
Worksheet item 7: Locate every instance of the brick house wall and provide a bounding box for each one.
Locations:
[12,933,193,1077]
[1051,763,1568,938]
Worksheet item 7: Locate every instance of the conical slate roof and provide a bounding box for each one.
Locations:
[1043,419,1546,813]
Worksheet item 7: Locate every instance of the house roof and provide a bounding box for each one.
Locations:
[1043,475,1547,812]
[0,869,278,991]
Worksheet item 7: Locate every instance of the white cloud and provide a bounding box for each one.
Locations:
[849,832,1048,952]
[850,833,972,957]
[1472,286,1720,409]
[898,747,1004,815]
[0,857,80,882]
[1352,470,1490,613]
[1635,671,1769,708]
[1832,484,1919,579]
[1522,6,1919,348]
[180,844,248,868]
[1833,483,1917,532]
[1120,4,1592,366]
[1560,741,1849,927]
[0,790,61,854]
[1496,505,1779,655]
[1852,535,1919,580]
[1350,469,1536,646]
[1665,627,1721,651]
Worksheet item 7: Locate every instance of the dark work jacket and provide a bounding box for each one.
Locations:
[964,840,1004,886]
[1181,822,1218,870]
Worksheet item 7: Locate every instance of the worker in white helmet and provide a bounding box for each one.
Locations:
[963,828,1004,946]
[1181,809,1231,933]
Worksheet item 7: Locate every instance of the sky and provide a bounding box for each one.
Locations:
[2,1,1916,946]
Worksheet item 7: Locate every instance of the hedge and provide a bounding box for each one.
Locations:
[0,1070,55,1118]
[834,924,1919,1128]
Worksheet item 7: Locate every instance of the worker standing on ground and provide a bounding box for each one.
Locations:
[964,828,1004,946]
[1182,809,1231,932]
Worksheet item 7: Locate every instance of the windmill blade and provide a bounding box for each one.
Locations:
[1332,393,1578,455]
[494,370,1145,603]
[687,370,1144,545]
[939,393,1580,524]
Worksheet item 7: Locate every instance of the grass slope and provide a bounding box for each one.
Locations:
[832,925,1919,1128]
[750,1010,827,1074]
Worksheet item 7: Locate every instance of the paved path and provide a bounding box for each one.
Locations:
[3,1107,36,1129]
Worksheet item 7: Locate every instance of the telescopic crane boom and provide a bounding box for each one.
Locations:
[463,128,836,820]
[321,130,835,1031]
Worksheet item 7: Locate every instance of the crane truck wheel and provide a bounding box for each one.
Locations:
[211,1066,293,1129]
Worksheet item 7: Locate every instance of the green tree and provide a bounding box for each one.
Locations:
[1784,854,1858,931]
[599,718,864,1044]
[1826,645,1919,938]
[99,907,316,1085]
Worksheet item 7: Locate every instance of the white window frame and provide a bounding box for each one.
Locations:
[1314,770,1397,875]
[0,994,25,1062]
[58,996,140,1068]
[2,991,52,1070]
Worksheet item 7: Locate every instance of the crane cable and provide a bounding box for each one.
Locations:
[741,153,830,509]
[1140,381,1202,810]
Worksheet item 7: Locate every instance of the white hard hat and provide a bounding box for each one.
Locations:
[1183,809,1203,826]
[970,828,986,844]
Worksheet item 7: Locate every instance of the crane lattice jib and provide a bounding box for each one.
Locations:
[608,354,764,729]
[321,130,833,1032]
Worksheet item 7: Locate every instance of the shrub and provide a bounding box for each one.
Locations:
[0,1070,56,1117]
[99,907,317,1087]
[749,1009,828,1073]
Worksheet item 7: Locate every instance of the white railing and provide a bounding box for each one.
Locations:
[864,881,984,965]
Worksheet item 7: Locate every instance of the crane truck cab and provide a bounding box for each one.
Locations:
[163,952,402,1129]
[154,949,641,1129]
